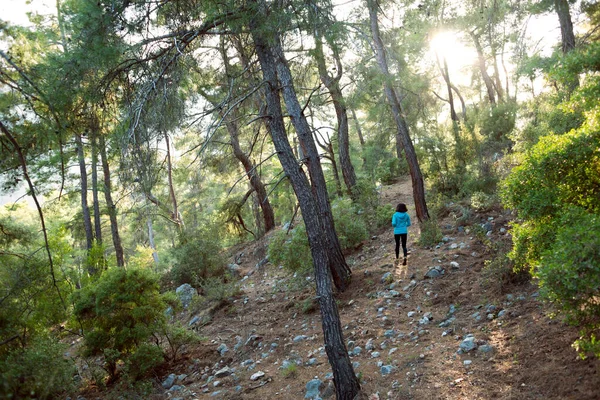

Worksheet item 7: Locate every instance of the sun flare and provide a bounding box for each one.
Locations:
[429,31,477,85]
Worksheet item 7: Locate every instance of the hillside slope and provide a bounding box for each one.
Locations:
[83,177,600,400]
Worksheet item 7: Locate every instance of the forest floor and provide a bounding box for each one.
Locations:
[81,177,600,400]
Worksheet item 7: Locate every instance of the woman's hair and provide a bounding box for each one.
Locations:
[396,203,408,213]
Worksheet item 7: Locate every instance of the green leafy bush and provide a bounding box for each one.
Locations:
[502,108,600,358]
[169,234,225,288]
[72,267,166,380]
[330,198,368,249]
[535,208,600,359]
[268,224,312,275]
[375,204,395,229]
[418,219,442,248]
[0,336,76,399]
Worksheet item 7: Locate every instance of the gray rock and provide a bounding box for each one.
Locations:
[425,266,444,279]
[498,310,507,318]
[306,358,318,366]
[352,346,362,356]
[450,261,460,269]
[168,385,182,392]
[381,272,394,284]
[439,316,455,328]
[227,263,242,277]
[380,365,394,375]
[217,343,229,356]
[188,316,200,326]
[305,378,324,399]
[162,373,177,389]
[210,391,222,397]
[384,329,396,338]
[459,336,477,352]
[175,283,197,309]
[478,344,495,353]
[365,338,375,351]
[293,335,308,343]
[245,335,261,347]
[215,366,233,378]
[250,371,265,381]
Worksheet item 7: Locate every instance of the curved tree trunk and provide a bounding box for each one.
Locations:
[99,134,124,267]
[314,34,357,197]
[250,10,361,397]
[368,0,430,222]
[272,37,352,290]
[470,31,497,106]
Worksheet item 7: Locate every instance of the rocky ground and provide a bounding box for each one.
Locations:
[80,178,600,400]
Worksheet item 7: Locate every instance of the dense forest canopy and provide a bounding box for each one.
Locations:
[0,0,599,398]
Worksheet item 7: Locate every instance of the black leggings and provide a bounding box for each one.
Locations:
[394,233,407,259]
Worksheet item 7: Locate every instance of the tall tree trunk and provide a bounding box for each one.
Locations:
[99,134,124,267]
[90,128,102,245]
[75,133,94,254]
[250,11,361,397]
[272,37,352,289]
[147,216,159,264]
[555,0,576,53]
[367,0,430,222]
[470,32,497,106]
[164,132,183,230]
[437,54,458,122]
[314,34,357,197]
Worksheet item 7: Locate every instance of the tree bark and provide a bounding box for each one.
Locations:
[90,128,102,245]
[164,132,183,230]
[367,0,430,222]
[250,9,361,397]
[350,108,365,147]
[147,216,159,264]
[99,134,124,267]
[272,37,352,290]
[555,0,576,53]
[75,133,94,254]
[470,31,497,106]
[314,34,357,197]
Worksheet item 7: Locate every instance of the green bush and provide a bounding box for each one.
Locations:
[267,224,312,275]
[169,234,225,288]
[535,208,600,359]
[418,219,442,248]
[0,336,76,399]
[330,198,369,249]
[71,267,166,380]
[124,343,164,381]
[375,204,395,229]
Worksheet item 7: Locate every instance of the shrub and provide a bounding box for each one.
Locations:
[267,224,312,275]
[0,336,76,399]
[535,208,600,359]
[124,343,164,381]
[169,234,225,288]
[330,198,368,249]
[375,204,395,229]
[71,267,166,380]
[418,219,442,247]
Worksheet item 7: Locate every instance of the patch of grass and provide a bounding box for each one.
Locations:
[280,363,297,378]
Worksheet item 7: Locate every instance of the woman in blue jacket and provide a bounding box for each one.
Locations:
[392,203,411,265]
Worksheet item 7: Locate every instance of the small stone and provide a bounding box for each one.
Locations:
[293,335,308,343]
[365,339,375,351]
[408,311,416,318]
[464,360,472,366]
[162,373,176,389]
[380,365,394,375]
[215,366,232,378]
[216,343,229,356]
[450,261,460,269]
[371,351,381,358]
[250,371,265,381]
[459,337,477,352]
[478,344,495,353]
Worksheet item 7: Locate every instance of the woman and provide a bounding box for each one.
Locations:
[392,203,411,265]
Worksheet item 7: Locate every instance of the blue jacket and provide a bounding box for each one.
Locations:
[392,212,411,234]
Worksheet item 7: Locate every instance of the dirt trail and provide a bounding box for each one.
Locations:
[87,177,600,400]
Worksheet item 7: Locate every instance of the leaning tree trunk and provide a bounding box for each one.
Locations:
[272,37,352,290]
[75,133,94,255]
[314,34,357,197]
[164,132,183,231]
[90,128,102,245]
[250,12,361,397]
[367,0,430,222]
[227,119,276,234]
[470,32,497,106]
[99,134,124,267]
